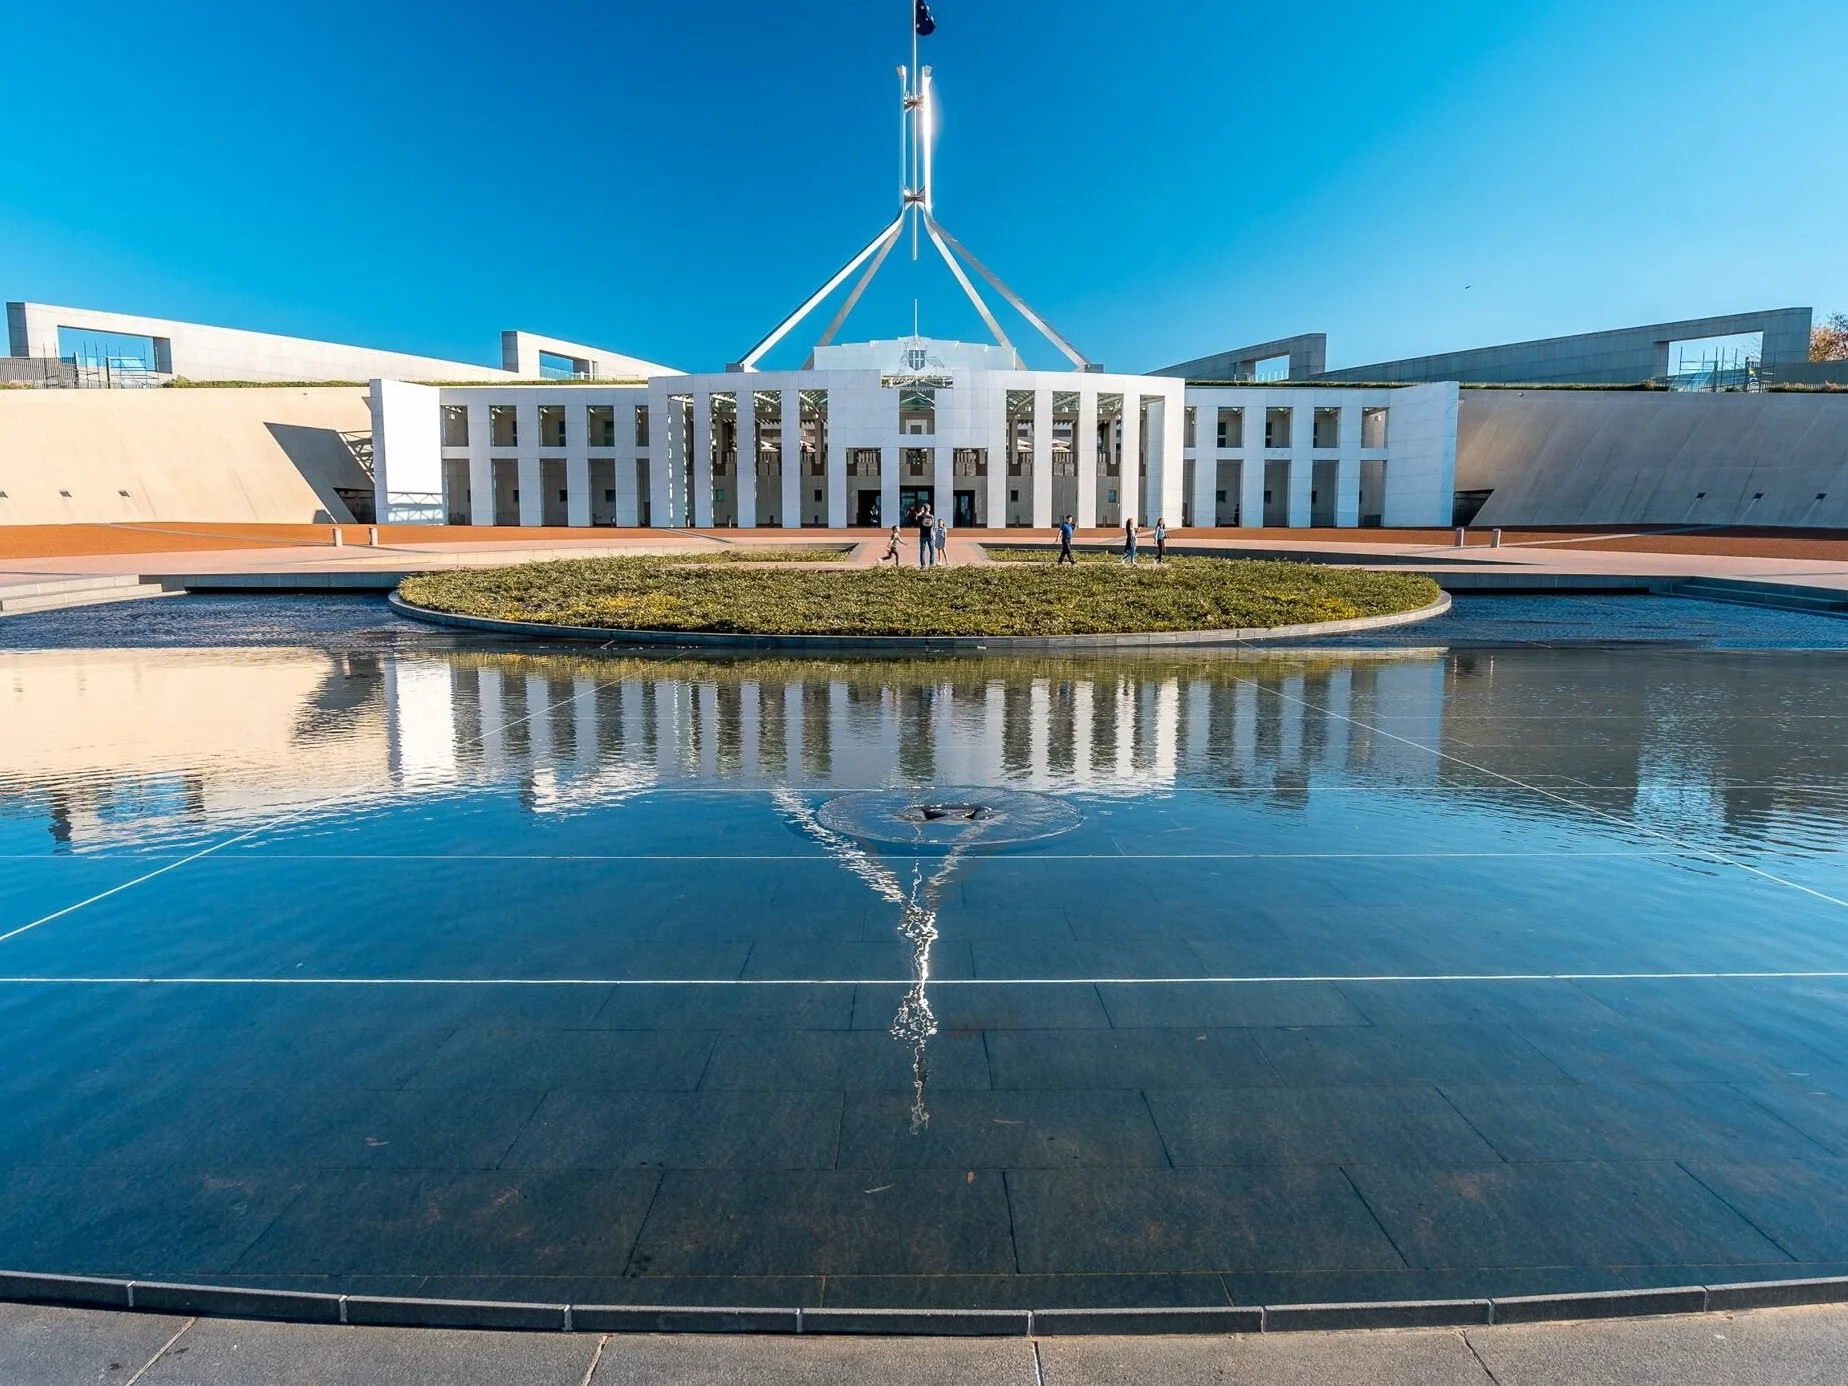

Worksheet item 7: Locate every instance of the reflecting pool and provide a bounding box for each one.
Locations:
[3,595,1848,1309]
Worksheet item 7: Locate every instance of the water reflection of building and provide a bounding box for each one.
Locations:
[10,642,1848,854]
[0,645,1451,847]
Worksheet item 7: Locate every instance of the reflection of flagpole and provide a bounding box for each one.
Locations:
[773,789,983,1131]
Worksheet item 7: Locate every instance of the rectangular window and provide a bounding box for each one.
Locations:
[490,405,517,448]
[441,405,469,447]
[539,405,566,449]
[899,387,936,435]
[634,405,650,447]
[1361,406,1388,449]
[1183,406,1196,449]
[588,405,615,448]
[1313,407,1340,450]
[1265,407,1291,450]
[1216,407,1243,450]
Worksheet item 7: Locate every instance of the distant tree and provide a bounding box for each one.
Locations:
[1813,312,1848,362]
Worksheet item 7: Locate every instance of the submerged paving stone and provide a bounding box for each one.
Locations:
[5,605,1848,1307]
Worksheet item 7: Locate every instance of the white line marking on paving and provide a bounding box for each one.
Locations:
[0,675,630,946]
[1235,675,1848,913]
[1,971,1846,987]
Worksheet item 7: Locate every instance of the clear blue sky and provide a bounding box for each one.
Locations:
[4,0,1844,374]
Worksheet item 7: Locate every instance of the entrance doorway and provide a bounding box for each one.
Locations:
[899,486,935,523]
[855,490,882,527]
[953,490,977,527]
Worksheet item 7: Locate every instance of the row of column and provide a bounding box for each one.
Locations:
[388,658,1445,793]
[459,398,649,528]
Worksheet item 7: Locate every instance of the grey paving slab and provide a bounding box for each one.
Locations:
[1335,980,1624,1029]
[1731,1073,1848,1155]
[1466,1304,1848,1386]
[850,983,1111,1031]
[400,1028,719,1091]
[1346,1160,1792,1270]
[591,1333,1038,1386]
[1252,1024,1571,1087]
[627,1169,1017,1276]
[1439,1080,1830,1161]
[985,1028,1277,1090]
[818,1272,1232,1309]
[1147,1086,1501,1166]
[500,1090,843,1169]
[1006,1167,1405,1274]
[0,1302,189,1386]
[0,1166,311,1278]
[1036,1327,1490,1385]
[1095,982,1366,1029]
[837,1090,1169,1168]
[229,1168,662,1277]
[134,1316,596,1386]
[699,1030,993,1091]
[592,985,854,1031]
[1681,1159,1848,1261]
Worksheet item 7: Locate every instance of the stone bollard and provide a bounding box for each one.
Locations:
[331,526,344,547]
[367,526,380,546]
[1491,528,1502,548]
[1454,527,1466,547]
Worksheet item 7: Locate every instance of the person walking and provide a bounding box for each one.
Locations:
[916,504,935,568]
[879,525,903,565]
[934,515,949,566]
[1154,516,1168,564]
[1056,514,1076,565]
[1121,516,1138,565]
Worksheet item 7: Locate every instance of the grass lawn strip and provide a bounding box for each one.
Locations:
[401,556,1438,638]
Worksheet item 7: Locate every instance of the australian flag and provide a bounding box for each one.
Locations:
[915,1,936,36]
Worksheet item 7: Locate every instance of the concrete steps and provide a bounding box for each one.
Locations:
[0,574,175,616]
[1657,577,1848,615]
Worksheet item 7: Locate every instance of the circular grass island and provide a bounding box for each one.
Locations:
[393,555,1446,649]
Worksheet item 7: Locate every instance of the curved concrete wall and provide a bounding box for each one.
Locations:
[1457,389,1848,527]
[0,387,373,524]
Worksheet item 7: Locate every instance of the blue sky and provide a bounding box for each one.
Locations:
[4,0,1844,374]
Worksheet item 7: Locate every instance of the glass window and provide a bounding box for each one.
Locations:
[899,387,935,435]
[1216,407,1243,450]
[1313,407,1340,450]
[1265,407,1291,450]
[1362,407,1389,448]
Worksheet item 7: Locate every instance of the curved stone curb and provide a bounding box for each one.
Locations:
[385,590,1451,650]
[5,1269,1847,1336]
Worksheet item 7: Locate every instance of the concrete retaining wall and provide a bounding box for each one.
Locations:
[0,387,373,524]
[1456,388,1848,527]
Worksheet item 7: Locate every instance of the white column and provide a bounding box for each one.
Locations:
[1030,385,1054,529]
[516,400,541,527]
[983,386,1007,530]
[566,403,591,527]
[1119,394,1142,527]
[1144,395,1184,531]
[1288,403,1313,527]
[615,402,640,526]
[827,430,848,528]
[573,676,599,777]
[650,386,682,528]
[1240,400,1264,527]
[930,443,951,529]
[691,389,714,528]
[735,390,757,528]
[1189,399,1217,529]
[467,399,493,526]
[880,442,899,533]
[780,387,802,529]
[1335,402,1361,527]
[1074,387,1098,529]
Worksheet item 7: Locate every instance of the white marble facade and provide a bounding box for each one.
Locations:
[371,341,1456,530]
